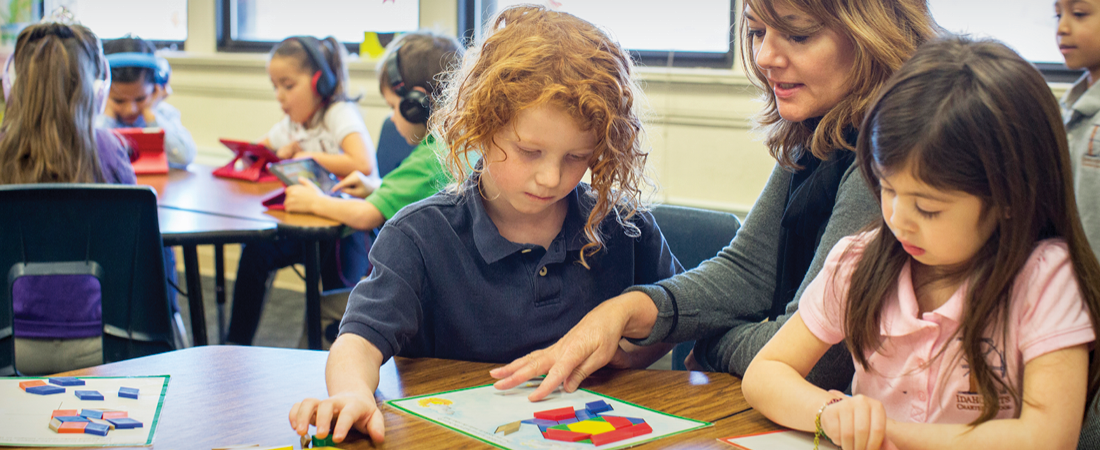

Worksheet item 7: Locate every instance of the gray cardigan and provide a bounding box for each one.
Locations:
[629,161,879,390]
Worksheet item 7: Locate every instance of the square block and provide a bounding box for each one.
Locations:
[75,390,104,401]
[534,406,576,421]
[106,418,143,429]
[19,380,46,391]
[311,434,335,447]
[544,428,590,442]
[52,409,78,418]
[57,422,87,434]
[80,409,104,419]
[118,387,140,399]
[585,400,612,414]
[84,422,110,436]
[589,428,633,446]
[48,377,85,386]
[566,420,616,435]
[602,415,633,430]
[54,416,90,423]
[101,411,128,419]
[27,385,65,395]
[575,409,596,421]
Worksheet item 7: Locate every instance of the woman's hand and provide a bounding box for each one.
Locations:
[333,171,382,199]
[284,177,324,214]
[489,291,658,401]
[289,391,385,444]
[819,394,887,450]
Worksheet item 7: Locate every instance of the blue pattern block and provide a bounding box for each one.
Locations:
[522,418,558,427]
[74,390,104,401]
[575,409,596,421]
[106,418,143,429]
[80,409,103,419]
[48,377,85,386]
[585,400,612,414]
[557,417,578,425]
[84,422,110,436]
[54,416,90,423]
[118,387,139,399]
[625,417,645,425]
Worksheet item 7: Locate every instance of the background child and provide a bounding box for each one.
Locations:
[742,37,1100,450]
[288,6,680,443]
[1057,0,1100,259]
[99,35,196,169]
[227,36,375,346]
[0,22,142,374]
[283,31,463,232]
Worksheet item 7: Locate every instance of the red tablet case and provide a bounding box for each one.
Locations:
[114,127,167,175]
[213,138,281,182]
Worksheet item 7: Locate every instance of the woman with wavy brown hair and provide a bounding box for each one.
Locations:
[493,0,941,401]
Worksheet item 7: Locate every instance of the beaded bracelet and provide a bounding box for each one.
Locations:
[814,397,844,450]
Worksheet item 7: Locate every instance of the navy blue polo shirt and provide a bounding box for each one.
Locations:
[339,182,683,363]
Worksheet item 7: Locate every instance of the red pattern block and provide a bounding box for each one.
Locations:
[57,422,87,434]
[101,411,128,419]
[625,422,653,436]
[602,415,633,430]
[543,429,590,442]
[19,380,46,391]
[534,407,576,421]
[590,428,634,446]
[52,409,78,418]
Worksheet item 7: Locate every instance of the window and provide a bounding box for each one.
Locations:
[43,0,187,46]
[473,0,736,68]
[928,0,1082,82]
[219,0,419,53]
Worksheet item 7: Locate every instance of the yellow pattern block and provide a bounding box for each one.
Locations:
[418,397,453,407]
[566,420,616,435]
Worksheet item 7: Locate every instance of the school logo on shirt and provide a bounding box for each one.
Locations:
[1085,125,1100,169]
[955,338,1013,412]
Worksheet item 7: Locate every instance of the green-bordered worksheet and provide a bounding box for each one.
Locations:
[0,375,169,447]
[387,382,710,449]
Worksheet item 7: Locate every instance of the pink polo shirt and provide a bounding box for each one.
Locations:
[800,233,1094,424]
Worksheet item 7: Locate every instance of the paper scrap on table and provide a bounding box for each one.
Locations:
[720,429,840,449]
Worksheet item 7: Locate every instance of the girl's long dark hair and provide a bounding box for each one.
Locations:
[848,36,1100,425]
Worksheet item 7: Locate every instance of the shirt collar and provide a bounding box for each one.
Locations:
[468,178,588,265]
[879,261,967,336]
[1064,73,1100,122]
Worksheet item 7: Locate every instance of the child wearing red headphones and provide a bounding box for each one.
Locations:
[227,36,376,346]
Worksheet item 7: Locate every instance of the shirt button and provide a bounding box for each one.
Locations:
[539,266,548,276]
[918,392,927,401]
[521,249,532,254]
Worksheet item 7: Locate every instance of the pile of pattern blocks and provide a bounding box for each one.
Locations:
[18,377,143,437]
[494,400,653,446]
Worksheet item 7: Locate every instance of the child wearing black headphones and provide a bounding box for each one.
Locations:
[227,36,378,346]
[100,35,196,169]
[282,32,464,233]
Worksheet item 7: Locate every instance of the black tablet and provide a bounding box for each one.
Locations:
[267,158,341,195]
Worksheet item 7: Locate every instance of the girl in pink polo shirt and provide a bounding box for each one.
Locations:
[742,36,1100,450]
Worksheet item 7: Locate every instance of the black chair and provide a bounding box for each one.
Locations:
[0,184,176,375]
[1082,392,1099,450]
[650,204,741,370]
[376,116,417,178]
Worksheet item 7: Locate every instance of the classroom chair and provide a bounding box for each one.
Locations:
[650,204,741,371]
[295,116,417,350]
[0,184,177,376]
[1082,392,1099,450]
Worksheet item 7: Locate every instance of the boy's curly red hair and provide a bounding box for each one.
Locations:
[432,4,650,268]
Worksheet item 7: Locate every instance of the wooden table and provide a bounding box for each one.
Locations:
[157,207,277,346]
[12,346,778,449]
[140,165,345,349]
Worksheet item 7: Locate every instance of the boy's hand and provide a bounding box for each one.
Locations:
[819,394,887,450]
[277,141,303,159]
[284,177,324,214]
[289,391,385,443]
[333,170,382,199]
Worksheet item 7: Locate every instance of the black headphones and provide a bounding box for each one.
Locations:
[291,36,336,99]
[385,44,430,124]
